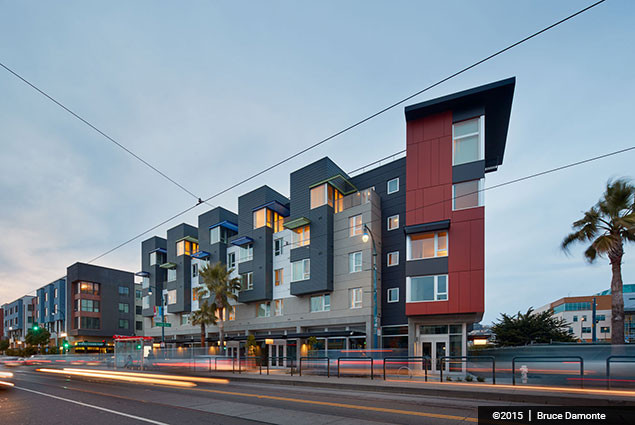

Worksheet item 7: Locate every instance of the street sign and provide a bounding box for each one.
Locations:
[156,322,171,327]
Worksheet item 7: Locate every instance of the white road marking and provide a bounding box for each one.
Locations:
[15,386,170,425]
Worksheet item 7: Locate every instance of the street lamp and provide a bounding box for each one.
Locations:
[147,286,166,345]
[362,224,379,349]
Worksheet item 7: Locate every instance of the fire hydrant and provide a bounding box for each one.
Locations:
[520,365,529,384]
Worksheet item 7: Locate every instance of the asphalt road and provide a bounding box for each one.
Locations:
[0,367,524,424]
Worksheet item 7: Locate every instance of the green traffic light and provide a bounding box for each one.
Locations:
[33,325,39,331]
[136,344,142,350]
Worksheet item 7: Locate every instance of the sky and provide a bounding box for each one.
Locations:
[0,1,633,324]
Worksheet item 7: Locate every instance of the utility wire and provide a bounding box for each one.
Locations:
[0,62,203,203]
[83,0,606,262]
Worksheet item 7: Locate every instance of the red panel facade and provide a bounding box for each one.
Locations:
[405,111,485,317]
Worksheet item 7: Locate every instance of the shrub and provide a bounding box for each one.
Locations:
[477,376,485,382]
[445,376,452,381]
[465,375,473,382]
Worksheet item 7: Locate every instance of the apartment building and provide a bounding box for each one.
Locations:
[2,295,36,348]
[140,78,515,369]
[35,277,67,345]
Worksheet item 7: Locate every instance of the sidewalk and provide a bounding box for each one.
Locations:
[200,369,635,406]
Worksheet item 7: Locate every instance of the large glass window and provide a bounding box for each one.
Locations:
[453,180,483,210]
[176,240,198,256]
[349,251,362,273]
[349,287,362,309]
[227,252,236,269]
[387,215,399,231]
[78,281,100,295]
[149,251,165,266]
[80,299,100,312]
[408,232,448,260]
[167,268,177,282]
[118,303,129,313]
[311,183,342,211]
[118,319,129,329]
[310,294,331,312]
[274,299,284,316]
[118,286,130,296]
[80,317,100,329]
[293,225,310,247]
[239,244,253,262]
[257,302,271,317]
[167,290,177,305]
[387,178,399,194]
[210,226,226,244]
[453,117,483,165]
[241,272,254,291]
[292,259,310,281]
[253,208,284,232]
[349,214,362,237]
[408,275,448,302]
[142,296,150,309]
[274,268,284,286]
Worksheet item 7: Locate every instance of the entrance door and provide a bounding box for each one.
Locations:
[420,335,449,373]
[269,342,286,367]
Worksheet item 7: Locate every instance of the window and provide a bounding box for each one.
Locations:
[292,225,310,247]
[136,321,143,331]
[44,293,48,302]
[142,277,149,289]
[349,214,363,237]
[292,259,310,281]
[453,180,483,210]
[274,268,284,286]
[349,251,362,273]
[582,327,591,334]
[176,240,198,256]
[453,117,483,165]
[387,178,399,194]
[150,251,158,266]
[241,272,254,291]
[136,305,142,315]
[136,289,142,299]
[78,281,100,295]
[192,263,198,278]
[210,226,231,244]
[408,232,448,260]
[274,299,284,316]
[80,317,100,329]
[80,299,100,312]
[227,252,236,269]
[349,288,362,309]
[387,215,399,231]
[167,290,177,305]
[54,288,58,298]
[573,316,578,322]
[596,315,606,322]
[387,251,399,267]
[118,286,130,296]
[118,319,129,329]
[310,294,331,312]
[253,208,285,232]
[118,303,129,314]
[274,238,284,256]
[387,288,399,303]
[239,244,253,262]
[408,275,448,302]
[601,326,610,333]
[257,302,271,317]
[181,314,189,326]
[167,268,177,282]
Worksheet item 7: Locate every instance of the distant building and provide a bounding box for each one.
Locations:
[35,277,67,345]
[596,284,635,343]
[2,295,36,348]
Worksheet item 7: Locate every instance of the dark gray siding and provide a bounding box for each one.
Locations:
[198,207,238,266]
[351,157,406,327]
[166,224,198,313]
[141,236,167,317]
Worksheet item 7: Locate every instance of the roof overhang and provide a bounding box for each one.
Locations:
[191,251,210,259]
[283,217,311,230]
[209,220,239,233]
[159,262,177,269]
[176,236,199,244]
[309,174,357,195]
[252,200,290,217]
[231,236,254,246]
[135,271,150,277]
[404,219,450,234]
[149,247,167,254]
[405,77,515,171]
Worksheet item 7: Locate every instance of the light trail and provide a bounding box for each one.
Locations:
[62,368,229,385]
[36,368,196,388]
[0,380,15,387]
[0,371,14,378]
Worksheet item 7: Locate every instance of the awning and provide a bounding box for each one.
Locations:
[149,247,167,254]
[309,174,357,195]
[176,236,199,244]
[231,236,254,246]
[135,271,150,277]
[404,219,450,234]
[252,200,290,217]
[283,217,311,230]
[209,220,239,233]
[191,251,210,259]
[159,262,177,269]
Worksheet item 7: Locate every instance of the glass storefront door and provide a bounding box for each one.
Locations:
[420,335,449,373]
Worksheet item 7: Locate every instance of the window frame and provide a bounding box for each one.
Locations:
[167,289,177,305]
[292,225,310,247]
[387,287,399,303]
[227,252,236,269]
[274,268,284,286]
[274,299,284,316]
[310,294,331,312]
[406,231,448,260]
[274,238,284,256]
[349,287,363,309]
[238,244,253,263]
[452,116,485,166]
[349,214,363,237]
[407,275,449,303]
[348,251,362,273]
[241,272,254,291]
[387,178,399,194]
[387,251,399,267]
[387,214,399,231]
[452,179,484,211]
[292,259,310,282]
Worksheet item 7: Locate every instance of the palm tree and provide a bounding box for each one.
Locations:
[198,261,241,352]
[562,178,635,344]
[190,287,216,349]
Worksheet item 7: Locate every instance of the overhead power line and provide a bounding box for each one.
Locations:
[79,0,606,262]
[0,62,203,202]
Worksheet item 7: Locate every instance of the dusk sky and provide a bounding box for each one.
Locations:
[1,0,633,324]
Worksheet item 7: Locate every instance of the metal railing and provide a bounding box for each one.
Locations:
[511,356,584,388]
[606,355,635,389]
[209,356,235,372]
[382,356,429,381]
[337,356,374,380]
[299,357,330,377]
[439,356,496,384]
[260,356,297,376]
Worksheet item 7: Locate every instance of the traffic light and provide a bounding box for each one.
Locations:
[63,341,70,349]
[32,324,39,331]
[136,344,142,350]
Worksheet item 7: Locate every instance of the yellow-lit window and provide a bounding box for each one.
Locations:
[253,208,266,229]
[176,240,198,256]
[274,268,283,286]
[310,184,327,209]
[293,225,310,247]
[177,241,184,256]
[273,211,284,233]
[408,232,448,260]
[311,183,342,211]
[334,189,343,213]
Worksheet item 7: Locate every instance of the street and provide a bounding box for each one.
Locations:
[0,367,521,424]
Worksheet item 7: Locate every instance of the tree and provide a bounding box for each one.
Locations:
[190,293,216,349]
[0,339,9,353]
[492,308,576,347]
[198,261,241,353]
[25,327,51,352]
[562,178,635,344]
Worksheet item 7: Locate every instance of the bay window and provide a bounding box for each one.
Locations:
[292,259,310,281]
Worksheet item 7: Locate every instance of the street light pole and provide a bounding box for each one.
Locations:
[363,224,379,349]
[148,285,165,345]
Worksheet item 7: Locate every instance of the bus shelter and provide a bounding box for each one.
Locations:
[113,335,154,370]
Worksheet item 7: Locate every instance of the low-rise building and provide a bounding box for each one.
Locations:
[35,277,66,346]
[2,295,35,348]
